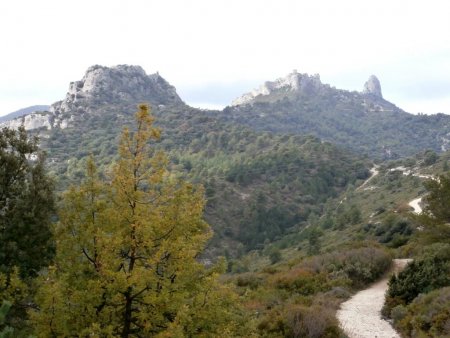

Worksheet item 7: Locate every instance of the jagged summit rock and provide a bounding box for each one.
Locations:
[0,65,184,131]
[363,75,382,98]
[50,64,183,114]
[231,70,324,106]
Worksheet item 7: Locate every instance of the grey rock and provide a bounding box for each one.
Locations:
[1,65,183,131]
[363,75,383,98]
[231,70,324,106]
[50,65,183,115]
[0,112,52,130]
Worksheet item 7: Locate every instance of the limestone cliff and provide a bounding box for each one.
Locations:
[231,70,324,106]
[50,65,183,115]
[1,65,183,131]
[363,75,383,98]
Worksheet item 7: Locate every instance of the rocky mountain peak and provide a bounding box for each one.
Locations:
[50,64,183,114]
[363,75,382,98]
[231,70,324,106]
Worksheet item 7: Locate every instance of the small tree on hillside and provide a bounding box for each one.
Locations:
[416,173,450,244]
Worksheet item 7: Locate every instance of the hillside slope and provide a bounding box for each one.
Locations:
[221,71,450,158]
[0,65,371,257]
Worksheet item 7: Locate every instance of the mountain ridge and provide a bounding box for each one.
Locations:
[2,65,450,159]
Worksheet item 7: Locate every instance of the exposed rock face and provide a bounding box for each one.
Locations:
[0,105,50,123]
[50,65,183,115]
[231,70,324,106]
[363,75,383,98]
[1,65,184,131]
[0,112,52,130]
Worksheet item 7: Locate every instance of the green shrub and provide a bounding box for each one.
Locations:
[236,273,264,290]
[285,304,342,338]
[395,287,450,337]
[274,270,329,295]
[384,243,450,316]
[305,246,392,287]
[269,249,282,264]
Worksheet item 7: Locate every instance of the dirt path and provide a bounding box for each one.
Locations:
[408,197,422,214]
[356,166,379,191]
[337,259,411,338]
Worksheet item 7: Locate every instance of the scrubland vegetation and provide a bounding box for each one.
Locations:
[1,103,449,337]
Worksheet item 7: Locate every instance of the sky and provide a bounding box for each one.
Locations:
[1,0,450,116]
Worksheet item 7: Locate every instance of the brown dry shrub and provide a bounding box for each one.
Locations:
[285,304,341,338]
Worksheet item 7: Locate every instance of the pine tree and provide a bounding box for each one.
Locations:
[31,105,250,337]
[0,126,55,277]
[0,300,14,338]
[416,173,450,244]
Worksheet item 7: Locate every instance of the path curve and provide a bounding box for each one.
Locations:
[337,259,411,338]
[356,166,379,191]
[408,197,422,214]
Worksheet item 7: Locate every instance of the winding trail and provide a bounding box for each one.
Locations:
[356,166,379,192]
[408,197,423,214]
[337,259,411,338]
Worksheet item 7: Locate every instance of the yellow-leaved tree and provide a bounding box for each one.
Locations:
[31,105,251,337]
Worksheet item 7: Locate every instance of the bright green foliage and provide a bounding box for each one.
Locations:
[0,126,55,277]
[31,105,250,337]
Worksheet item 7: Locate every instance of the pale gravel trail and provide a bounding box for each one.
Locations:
[408,197,422,214]
[356,166,379,192]
[337,259,411,338]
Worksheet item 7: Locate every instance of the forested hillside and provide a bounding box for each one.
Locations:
[1,65,449,337]
[221,72,450,158]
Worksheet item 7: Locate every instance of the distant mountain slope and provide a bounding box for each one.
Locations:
[221,71,450,158]
[2,65,369,257]
[0,105,50,123]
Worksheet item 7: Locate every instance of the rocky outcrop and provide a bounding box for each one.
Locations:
[50,65,183,115]
[231,70,324,106]
[0,105,50,123]
[1,65,184,131]
[0,112,53,130]
[363,75,383,98]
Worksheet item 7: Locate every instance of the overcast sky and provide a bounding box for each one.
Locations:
[1,0,450,116]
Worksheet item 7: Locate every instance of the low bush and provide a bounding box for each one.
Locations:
[394,287,450,337]
[257,304,342,338]
[285,304,341,338]
[304,246,391,287]
[384,243,450,318]
[236,273,264,290]
[273,270,329,295]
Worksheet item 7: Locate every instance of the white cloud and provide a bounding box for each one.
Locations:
[1,0,450,115]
